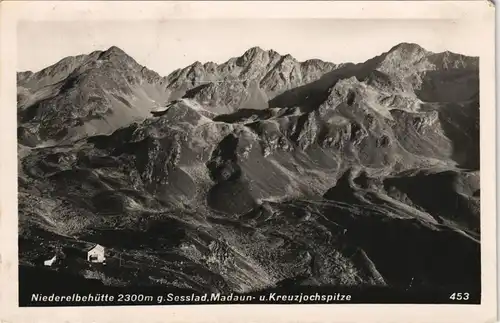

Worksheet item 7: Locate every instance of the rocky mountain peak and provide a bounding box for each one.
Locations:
[243,46,267,56]
[377,42,432,73]
[235,46,280,68]
[103,45,127,56]
[94,46,142,70]
[387,42,428,55]
[94,46,135,64]
[241,46,282,58]
[190,61,204,68]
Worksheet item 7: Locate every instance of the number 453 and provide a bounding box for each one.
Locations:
[450,293,470,301]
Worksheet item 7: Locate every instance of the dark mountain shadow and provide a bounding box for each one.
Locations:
[213,108,273,123]
[383,170,480,233]
[437,100,480,170]
[79,217,189,250]
[182,83,212,99]
[323,169,361,203]
[268,52,386,111]
[343,216,480,289]
[207,179,257,215]
[206,134,241,182]
[413,65,479,170]
[268,63,358,111]
[416,68,479,103]
[19,100,46,124]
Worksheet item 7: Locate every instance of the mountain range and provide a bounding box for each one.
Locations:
[18,42,480,294]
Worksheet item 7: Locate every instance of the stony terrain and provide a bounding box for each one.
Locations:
[18,43,480,294]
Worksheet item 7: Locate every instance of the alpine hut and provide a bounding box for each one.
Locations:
[87,244,106,263]
[43,255,57,267]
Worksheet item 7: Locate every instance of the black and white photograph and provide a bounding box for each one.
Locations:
[0,1,497,322]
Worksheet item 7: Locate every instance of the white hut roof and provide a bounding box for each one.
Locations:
[87,244,105,253]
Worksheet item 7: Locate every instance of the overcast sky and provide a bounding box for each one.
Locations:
[18,19,484,76]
